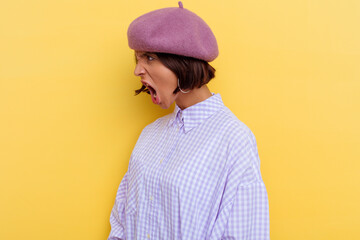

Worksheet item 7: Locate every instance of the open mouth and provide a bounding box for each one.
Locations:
[143,83,159,104]
[144,83,156,96]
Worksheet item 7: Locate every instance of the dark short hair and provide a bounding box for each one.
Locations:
[135,52,216,95]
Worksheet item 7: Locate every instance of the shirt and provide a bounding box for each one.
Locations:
[108,93,270,240]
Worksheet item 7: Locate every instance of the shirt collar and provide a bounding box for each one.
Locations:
[168,93,224,133]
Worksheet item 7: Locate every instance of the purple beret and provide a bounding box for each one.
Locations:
[127,1,219,62]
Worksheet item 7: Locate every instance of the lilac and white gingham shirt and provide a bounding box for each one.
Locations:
[108,93,270,240]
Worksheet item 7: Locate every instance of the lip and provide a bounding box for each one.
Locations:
[140,80,155,93]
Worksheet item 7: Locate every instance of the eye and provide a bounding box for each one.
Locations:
[146,55,155,61]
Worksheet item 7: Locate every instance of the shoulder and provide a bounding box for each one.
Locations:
[210,106,261,169]
[142,112,172,132]
[212,106,257,147]
[135,112,173,142]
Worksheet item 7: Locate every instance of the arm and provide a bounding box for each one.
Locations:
[222,131,270,240]
[222,180,270,239]
[210,131,270,239]
[107,172,128,240]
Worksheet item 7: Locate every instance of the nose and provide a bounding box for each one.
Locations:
[134,62,145,76]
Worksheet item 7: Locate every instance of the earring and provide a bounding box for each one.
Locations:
[178,78,190,94]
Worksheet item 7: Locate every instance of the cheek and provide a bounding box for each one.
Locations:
[157,72,177,93]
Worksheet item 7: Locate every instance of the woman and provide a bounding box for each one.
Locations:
[108,2,270,239]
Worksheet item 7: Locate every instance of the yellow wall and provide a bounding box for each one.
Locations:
[1,0,359,239]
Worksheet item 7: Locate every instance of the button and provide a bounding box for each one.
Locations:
[150,195,153,201]
[160,159,163,164]
[147,233,150,239]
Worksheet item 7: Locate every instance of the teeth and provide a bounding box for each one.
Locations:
[154,93,157,98]
[145,83,148,87]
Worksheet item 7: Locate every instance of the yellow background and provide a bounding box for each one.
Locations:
[1,0,359,239]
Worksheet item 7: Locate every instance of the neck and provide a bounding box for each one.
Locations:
[175,85,212,110]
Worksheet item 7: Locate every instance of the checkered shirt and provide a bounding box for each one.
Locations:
[108,93,270,240]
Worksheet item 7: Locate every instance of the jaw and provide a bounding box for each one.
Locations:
[161,92,180,109]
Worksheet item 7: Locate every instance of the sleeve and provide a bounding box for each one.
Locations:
[210,131,270,240]
[107,172,129,240]
[222,180,270,239]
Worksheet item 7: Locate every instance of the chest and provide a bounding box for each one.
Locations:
[129,122,231,205]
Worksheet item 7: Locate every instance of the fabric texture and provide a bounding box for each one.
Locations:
[127,2,219,62]
[108,94,270,240]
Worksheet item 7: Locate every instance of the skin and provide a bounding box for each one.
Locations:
[134,51,213,110]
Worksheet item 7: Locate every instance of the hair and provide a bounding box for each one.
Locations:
[135,52,216,95]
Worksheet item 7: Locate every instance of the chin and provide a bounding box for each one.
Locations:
[159,104,170,109]
[158,101,171,109]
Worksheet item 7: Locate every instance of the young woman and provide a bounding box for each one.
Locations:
[108,2,270,239]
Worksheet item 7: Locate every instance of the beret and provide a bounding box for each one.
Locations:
[127,1,218,62]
